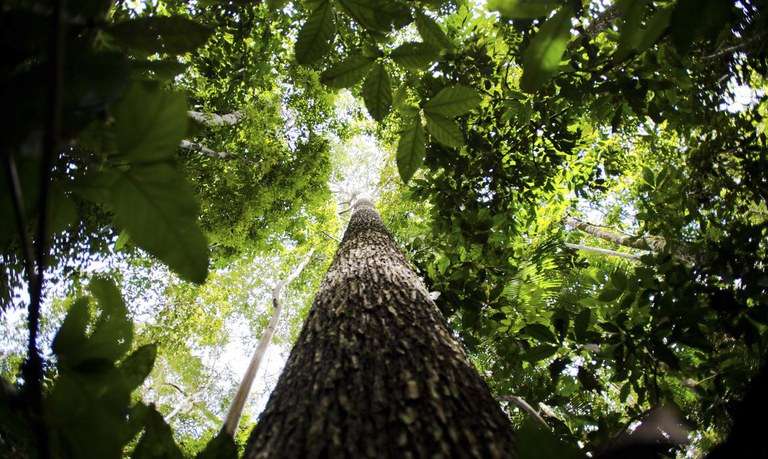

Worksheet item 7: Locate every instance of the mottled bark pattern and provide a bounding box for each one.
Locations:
[244,200,516,458]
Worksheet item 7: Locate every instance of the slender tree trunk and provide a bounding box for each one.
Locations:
[222,248,316,436]
[244,199,515,458]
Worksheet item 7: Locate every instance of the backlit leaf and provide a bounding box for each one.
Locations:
[320,55,374,88]
[391,42,440,70]
[488,0,561,19]
[294,0,336,65]
[520,6,573,93]
[111,163,209,284]
[424,85,482,118]
[362,63,392,121]
[425,112,464,148]
[396,120,426,183]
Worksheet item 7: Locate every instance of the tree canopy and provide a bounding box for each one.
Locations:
[1,0,767,457]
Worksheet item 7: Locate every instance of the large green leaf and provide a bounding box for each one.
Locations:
[294,0,336,65]
[111,163,209,284]
[517,416,586,459]
[195,432,238,459]
[521,323,558,343]
[51,298,90,363]
[120,344,157,392]
[415,11,453,50]
[132,405,184,459]
[396,120,426,184]
[523,344,558,362]
[423,85,482,118]
[390,42,440,70]
[488,0,561,19]
[320,55,374,88]
[519,6,573,93]
[337,0,408,33]
[107,16,213,55]
[362,63,392,121]
[87,277,133,362]
[113,83,187,163]
[425,113,464,148]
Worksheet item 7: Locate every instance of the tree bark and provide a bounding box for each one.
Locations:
[244,199,516,458]
[222,248,316,436]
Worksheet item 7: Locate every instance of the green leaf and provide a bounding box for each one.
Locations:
[132,406,184,459]
[598,286,622,302]
[423,85,482,118]
[52,298,91,362]
[390,42,440,70]
[615,0,648,60]
[120,344,157,392]
[488,0,561,19]
[111,163,209,284]
[574,308,591,341]
[637,5,672,52]
[195,432,238,459]
[294,0,336,65]
[88,277,133,362]
[610,270,628,291]
[107,16,213,54]
[362,63,392,121]
[519,6,573,93]
[521,323,558,343]
[113,83,188,163]
[577,366,602,392]
[425,113,464,148]
[517,415,586,459]
[320,55,374,88]
[337,0,408,33]
[523,344,558,362]
[396,121,426,183]
[415,12,453,50]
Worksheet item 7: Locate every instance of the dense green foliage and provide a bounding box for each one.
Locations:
[1,0,767,457]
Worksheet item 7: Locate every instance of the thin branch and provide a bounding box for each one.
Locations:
[179,139,236,160]
[222,248,316,436]
[25,0,66,456]
[565,243,643,260]
[3,155,37,284]
[320,230,340,243]
[498,395,550,430]
[702,31,768,60]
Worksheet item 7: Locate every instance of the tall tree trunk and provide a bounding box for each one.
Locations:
[244,199,516,458]
[222,248,316,436]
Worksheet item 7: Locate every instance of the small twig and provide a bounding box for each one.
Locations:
[702,31,768,60]
[498,395,550,430]
[320,230,340,243]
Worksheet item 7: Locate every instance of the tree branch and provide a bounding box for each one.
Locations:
[179,139,234,160]
[498,395,550,430]
[188,110,244,127]
[565,243,643,260]
[222,248,316,436]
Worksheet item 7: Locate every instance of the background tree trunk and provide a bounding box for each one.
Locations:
[222,248,315,436]
[244,199,516,458]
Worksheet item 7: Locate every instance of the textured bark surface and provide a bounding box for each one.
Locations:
[244,199,516,459]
